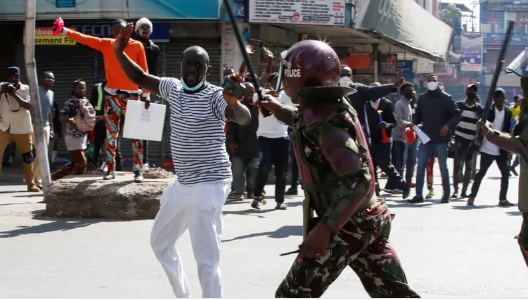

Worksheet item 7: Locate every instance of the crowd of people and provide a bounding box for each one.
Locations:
[225,63,522,209]
[1,15,526,298]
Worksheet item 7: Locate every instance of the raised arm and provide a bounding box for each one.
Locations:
[63,28,106,51]
[113,23,160,96]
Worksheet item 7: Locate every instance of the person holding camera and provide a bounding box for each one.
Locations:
[0,66,39,192]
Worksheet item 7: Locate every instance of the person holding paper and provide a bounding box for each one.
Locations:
[393,82,417,187]
[113,23,250,298]
[409,74,461,204]
[54,18,149,183]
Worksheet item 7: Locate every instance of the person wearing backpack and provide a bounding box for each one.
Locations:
[51,80,99,180]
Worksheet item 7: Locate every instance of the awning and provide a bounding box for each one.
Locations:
[273,24,447,62]
[355,0,453,61]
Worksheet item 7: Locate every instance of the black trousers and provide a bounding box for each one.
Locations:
[453,136,474,193]
[391,140,406,183]
[91,119,123,171]
[370,140,407,190]
[253,136,290,204]
[290,142,299,188]
[470,152,509,200]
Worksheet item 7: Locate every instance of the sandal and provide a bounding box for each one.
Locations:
[467,197,475,205]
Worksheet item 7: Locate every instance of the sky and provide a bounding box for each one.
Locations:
[440,0,482,31]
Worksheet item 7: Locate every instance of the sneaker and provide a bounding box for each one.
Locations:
[499,200,515,207]
[451,191,458,198]
[408,195,424,203]
[441,194,450,203]
[27,185,40,193]
[406,181,416,188]
[251,199,261,210]
[134,173,144,183]
[285,187,298,195]
[510,166,519,176]
[275,203,287,210]
[103,171,115,180]
[228,192,244,201]
[426,189,435,199]
[461,191,469,198]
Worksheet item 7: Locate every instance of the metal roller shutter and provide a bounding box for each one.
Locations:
[35,46,98,161]
[162,38,221,159]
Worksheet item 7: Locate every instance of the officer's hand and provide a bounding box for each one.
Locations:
[297,223,331,260]
[49,131,55,140]
[479,120,493,134]
[254,94,283,114]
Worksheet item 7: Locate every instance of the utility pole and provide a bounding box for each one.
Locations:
[25,0,51,194]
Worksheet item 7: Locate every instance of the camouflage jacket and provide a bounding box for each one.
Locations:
[274,93,376,234]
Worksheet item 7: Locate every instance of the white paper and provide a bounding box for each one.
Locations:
[123,100,166,142]
[413,125,430,144]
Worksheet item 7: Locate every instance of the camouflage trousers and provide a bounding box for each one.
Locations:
[276,200,419,298]
[519,213,528,268]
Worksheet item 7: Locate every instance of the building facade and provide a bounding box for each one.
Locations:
[481,0,528,101]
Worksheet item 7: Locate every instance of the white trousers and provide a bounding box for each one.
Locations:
[151,179,230,298]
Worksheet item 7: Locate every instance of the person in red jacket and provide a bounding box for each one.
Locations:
[56,18,149,182]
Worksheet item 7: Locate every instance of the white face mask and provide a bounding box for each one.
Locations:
[427,81,438,91]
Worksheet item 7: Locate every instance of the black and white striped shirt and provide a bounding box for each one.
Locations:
[159,78,231,185]
[454,100,483,141]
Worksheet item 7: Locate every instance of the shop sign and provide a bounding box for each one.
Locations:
[23,27,77,46]
[249,0,346,26]
[0,0,220,20]
[344,51,371,69]
[378,53,397,76]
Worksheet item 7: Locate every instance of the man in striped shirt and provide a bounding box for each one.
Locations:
[113,24,251,298]
[452,84,483,198]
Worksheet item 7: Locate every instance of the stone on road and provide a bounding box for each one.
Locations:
[0,163,526,298]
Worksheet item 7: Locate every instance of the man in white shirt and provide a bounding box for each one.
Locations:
[251,78,293,210]
[0,67,39,192]
[468,88,514,206]
[113,23,251,298]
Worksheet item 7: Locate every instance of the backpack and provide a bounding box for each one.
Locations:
[73,98,96,132]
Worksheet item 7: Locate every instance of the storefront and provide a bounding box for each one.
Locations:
[0,0,223,167]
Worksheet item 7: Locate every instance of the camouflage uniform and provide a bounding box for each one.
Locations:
[273,90,419,298]
[482,77,528,267]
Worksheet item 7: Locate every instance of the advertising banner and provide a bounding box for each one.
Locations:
[248,0,346,26]
[461,32,482,72]
[0,0,220,20]
[344,51,371,69]
[378,53,397,76]
[355,0,453,60]
[397,60,415,79]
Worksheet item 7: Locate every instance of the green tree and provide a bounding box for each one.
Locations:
[439,3,462,31]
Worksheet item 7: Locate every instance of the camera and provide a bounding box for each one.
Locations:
[5,83,15,93]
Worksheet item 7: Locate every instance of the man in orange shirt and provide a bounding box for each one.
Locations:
[57,19,149,182]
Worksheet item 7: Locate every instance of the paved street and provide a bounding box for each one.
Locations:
[0,163,527,298]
